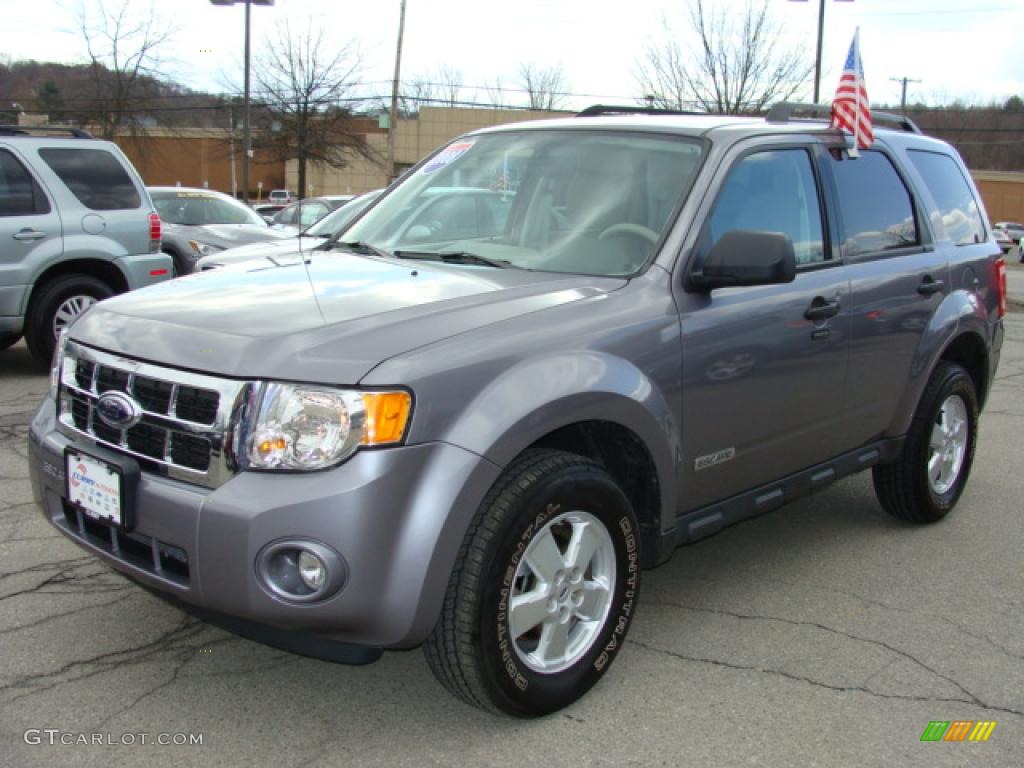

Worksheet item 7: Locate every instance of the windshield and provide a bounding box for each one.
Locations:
[307,191,382,237]
[152,190,266,226]
[342,130,704,276]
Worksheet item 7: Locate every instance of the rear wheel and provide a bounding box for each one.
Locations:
[873,362,978,523]
[24,274,114,368]
[424,449,641,716]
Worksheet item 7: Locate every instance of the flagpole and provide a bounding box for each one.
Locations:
[850,27,861,158]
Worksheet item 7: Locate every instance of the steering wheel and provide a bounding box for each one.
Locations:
[597,223,659,245]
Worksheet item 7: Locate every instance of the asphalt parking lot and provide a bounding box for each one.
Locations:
[0,314,1021,768]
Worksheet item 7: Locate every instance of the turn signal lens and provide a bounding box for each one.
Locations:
[361,391,412,445]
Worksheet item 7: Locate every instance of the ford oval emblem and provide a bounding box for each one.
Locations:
[95,391,144,430]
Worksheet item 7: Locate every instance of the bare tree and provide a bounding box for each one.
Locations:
[250,21,375,198]
[400,65,468,114]
[73,0,176,138]
[484,77,509,109]
[636,0,811,115]
[515,63,567,111]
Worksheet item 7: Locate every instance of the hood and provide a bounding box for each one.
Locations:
[195,236,324,269]
[71,253,625,384]
[164,223,295,249]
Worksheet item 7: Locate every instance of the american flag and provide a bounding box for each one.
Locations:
[831,30,872,150]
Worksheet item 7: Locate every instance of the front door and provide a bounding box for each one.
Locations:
[678,144,850,511]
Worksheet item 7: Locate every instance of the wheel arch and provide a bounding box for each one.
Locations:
[24,258,129,315]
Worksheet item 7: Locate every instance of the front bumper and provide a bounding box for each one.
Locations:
[28,396,501,650]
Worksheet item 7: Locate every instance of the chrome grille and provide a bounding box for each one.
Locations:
[57,341,257,489]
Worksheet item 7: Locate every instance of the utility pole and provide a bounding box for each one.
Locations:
[813,0,826,104]
[890,76,922,114]
[386,0,407,184]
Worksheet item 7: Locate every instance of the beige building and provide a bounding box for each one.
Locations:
[285,106,564,197]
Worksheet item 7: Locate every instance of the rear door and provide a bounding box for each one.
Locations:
[821,144,949,446]
[678,140,851,510]
[0,145,63,323]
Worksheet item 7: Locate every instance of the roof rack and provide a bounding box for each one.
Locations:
[0,124,94,139]
[576,104,707,118]
[765,103,921,135]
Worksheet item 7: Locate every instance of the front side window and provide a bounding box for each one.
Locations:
[907,150,985,246]
[828,149,919,258]
[0,149,50,216]
[38,148,141,210]
[342,130,704,276]
[152,190,265,226]
[707,148,826,265]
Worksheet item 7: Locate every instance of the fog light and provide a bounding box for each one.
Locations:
[298,550,326,589]
[255,540,347,603]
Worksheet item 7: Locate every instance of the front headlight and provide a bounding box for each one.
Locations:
[188,240,225,258]
[245,383,412,471]
[49,329,69,400]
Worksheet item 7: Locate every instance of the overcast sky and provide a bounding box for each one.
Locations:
[2,0,1023,110]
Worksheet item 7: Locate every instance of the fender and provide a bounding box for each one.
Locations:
[889,288,989,436]
[441,350,680,537]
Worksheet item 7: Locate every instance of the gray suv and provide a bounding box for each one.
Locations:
[0,125,171,367]
[27,105,1007,716]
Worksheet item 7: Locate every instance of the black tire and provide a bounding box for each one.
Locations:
[163,249,188,278]
[0,334,21,351]
[424,448,641,717]
[873,361,978,523]
[24,274,114,368]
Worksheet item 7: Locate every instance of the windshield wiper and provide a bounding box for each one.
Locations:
[329,240,394,259]
[393,250,512,269]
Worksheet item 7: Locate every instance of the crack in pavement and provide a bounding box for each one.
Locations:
[642,599,1023,716]
[0,593,133,637]
[0,615,207,705]
[628,639,1024,717]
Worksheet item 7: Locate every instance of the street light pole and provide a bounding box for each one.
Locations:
[210,0,274,203]
[386,0,407,184]
[813,0,826,103]
[243,0,252,204]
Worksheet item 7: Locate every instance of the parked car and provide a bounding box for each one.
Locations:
[251,202,287,223]
[992,227,1013,253]
[269,195,356,233]
[29,105,1007,717]
[0,124,171,366]
[149,187,293,276]
[267,188,294,204]
[196,189,383,271]
[993,221,1024,242]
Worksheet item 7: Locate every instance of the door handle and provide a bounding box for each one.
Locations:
[12,229,47,242]
[805,295,840,321]
[917,276,945,296]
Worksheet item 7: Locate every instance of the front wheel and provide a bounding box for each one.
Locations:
[873,361,978,523]
[24,274,114,368]
[424,449,641,716]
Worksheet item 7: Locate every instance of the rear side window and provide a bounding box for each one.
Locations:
[907,150,985,246]
[828,149,918,258]
[0,149,51,216]
[708,148,826,265]
[38,148,141,210]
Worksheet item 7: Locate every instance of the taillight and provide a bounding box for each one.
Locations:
[148,212,162,253]
[995,257,1006,317]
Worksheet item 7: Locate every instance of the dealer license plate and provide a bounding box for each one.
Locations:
[66,450,123,527]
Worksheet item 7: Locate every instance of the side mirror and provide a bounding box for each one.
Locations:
[689,230,797,291]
